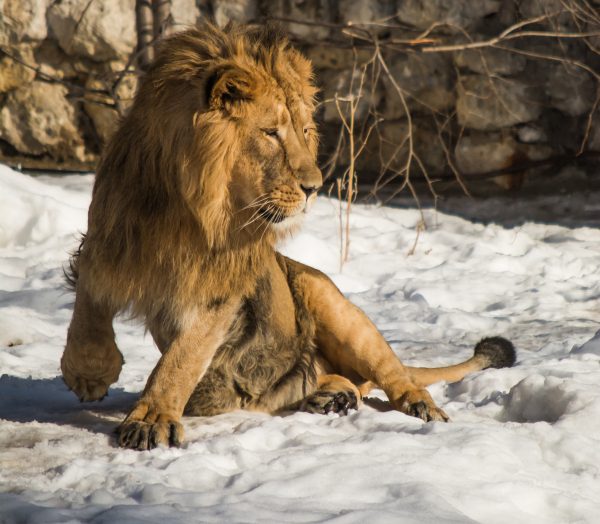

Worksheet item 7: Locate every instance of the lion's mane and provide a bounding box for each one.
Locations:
[68,23,318,335]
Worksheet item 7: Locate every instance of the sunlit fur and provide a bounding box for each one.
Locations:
[68,22,321,335]
[62,23,514,450]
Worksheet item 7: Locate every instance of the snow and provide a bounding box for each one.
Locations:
[1,163,600,523]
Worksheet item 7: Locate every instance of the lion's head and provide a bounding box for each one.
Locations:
[94,23,322,249]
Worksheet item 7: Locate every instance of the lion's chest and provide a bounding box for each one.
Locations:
[227,261,297,346]
[186,259,316,415]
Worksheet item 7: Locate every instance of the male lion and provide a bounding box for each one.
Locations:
[62,23,515,450]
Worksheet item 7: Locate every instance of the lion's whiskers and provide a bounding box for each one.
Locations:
[259,204,281,242]
[236,194,272,214]
[235,199,279,232]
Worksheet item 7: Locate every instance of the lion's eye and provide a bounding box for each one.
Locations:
[303,127,314,142]
[264,129,279,140]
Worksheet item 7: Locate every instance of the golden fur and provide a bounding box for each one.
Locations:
[61,23,515,450]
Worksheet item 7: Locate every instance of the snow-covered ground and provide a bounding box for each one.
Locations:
[1,163,600,523]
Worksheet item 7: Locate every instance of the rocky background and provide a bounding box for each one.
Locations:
[2,0,600,197]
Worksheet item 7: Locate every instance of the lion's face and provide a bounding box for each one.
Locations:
[213,83,323,242]
[231,88,322,235]
[198,46,322,241]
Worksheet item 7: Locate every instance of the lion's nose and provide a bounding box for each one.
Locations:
[300,184,320,198]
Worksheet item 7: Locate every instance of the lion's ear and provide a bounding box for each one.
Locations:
[208,69,258,109]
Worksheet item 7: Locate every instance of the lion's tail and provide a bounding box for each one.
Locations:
[63,234,85,291]
[406,337,516,387]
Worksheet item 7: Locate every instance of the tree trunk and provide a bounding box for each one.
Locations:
[135,0,154,70]
[152,0,172,40]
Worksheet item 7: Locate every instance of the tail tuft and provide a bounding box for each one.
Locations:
[474,336,516,369]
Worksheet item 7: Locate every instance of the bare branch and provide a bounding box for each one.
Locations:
[491,44,600,81]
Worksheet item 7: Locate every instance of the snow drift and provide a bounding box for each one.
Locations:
[1,164,600,523]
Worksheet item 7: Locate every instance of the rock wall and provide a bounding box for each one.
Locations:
[1,0,599,193]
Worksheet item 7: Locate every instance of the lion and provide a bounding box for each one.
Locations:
[61,22,515,450]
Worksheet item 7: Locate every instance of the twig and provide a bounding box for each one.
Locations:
[374,37,418,206]
[333,59,368,268]
[432,112,471,197]
[407,220,425,256]
[491,44,600,81]
[337,178,343,272]
[418,14,566,52]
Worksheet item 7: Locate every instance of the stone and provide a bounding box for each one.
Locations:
[34,39,99,81]
[517,126,547,144]
[518,0,574,26]
[0,81,85,161]
[456,75,542,130]
[355,118,446,174]
[456,133,519,175]
[307,45,372,71]
[383,118,447,173]
[83,78,119,145]
[170,0,201,31]
[196,0,213,21]
[518,0,564,17]
[455,132,551,189]
[47,0,136,62]
[380,52,455,119]
[455,46,527,76]
[339,0,395,35]
[214,0,258,28]
[535,105,587,154]
[321,68,383,124]
[396,0,502,30]
[544,63,594,117]
[0,0,52,45]
[583,114,600,151]
[261,0,333,40]
[0,43,37,93]
[113,73,139,113]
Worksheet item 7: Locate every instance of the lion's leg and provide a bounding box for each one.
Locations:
[291,262,449,423]
[315,301,449,422]
[116,300,239,450]
[62,281,123,402]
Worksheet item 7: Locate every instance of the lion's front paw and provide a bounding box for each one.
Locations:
[116,403,184,450]
[117,420,184,450]
[62,374,112,402]
[393,391,450,423]
[61,346,123,402]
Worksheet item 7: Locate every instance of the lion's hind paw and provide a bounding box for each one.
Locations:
[300,389,359,416]
[408,400,449,423]
[392,390,450,423]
